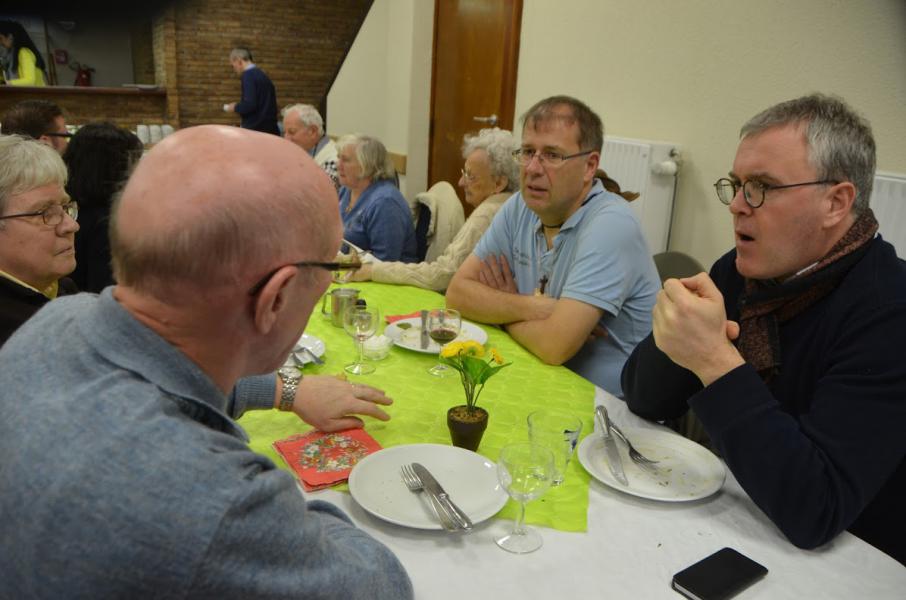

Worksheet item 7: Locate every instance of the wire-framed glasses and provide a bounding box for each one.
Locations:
[511,148,594,168]
[714,178,838,208]
[0,201,79,226]
[247,259,363,296]
[460,168,478,183]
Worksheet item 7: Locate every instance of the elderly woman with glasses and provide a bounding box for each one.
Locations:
[336,134,417,262]
[350,128,518,291]
[0,135,79,345]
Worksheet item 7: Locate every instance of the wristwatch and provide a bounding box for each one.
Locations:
[276,367,302,412]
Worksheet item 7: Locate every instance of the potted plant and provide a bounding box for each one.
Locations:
[439,340,510,451]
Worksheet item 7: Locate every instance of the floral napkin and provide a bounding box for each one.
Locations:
[273,429,382,492]
[385,311,423,324]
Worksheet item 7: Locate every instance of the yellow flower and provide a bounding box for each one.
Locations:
[490,348,504,365]
[440,341,466,358]
[460,340,485,358]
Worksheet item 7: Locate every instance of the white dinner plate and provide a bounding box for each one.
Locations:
[384,318,488,354]
[577,427,725,502]
[348,443,508,530]
[282,333,326,367]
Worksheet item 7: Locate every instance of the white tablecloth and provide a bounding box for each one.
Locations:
[312,389,905,598]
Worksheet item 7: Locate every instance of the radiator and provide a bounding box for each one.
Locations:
[871,171,906,258]
[601,136,681,254]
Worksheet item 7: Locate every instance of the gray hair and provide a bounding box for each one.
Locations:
[0,134,68,216]
[229,47,252,62]
[740,93,876,213]
[281,104,324,136]
[462,128,519,192]
[521,95,604,153]
[336,134,396,182]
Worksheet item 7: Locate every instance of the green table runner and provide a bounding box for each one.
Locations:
[239,281,595,532]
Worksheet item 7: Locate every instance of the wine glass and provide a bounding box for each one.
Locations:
[343,303,380,375]
[495,442,555,554]
[427,308,461,376]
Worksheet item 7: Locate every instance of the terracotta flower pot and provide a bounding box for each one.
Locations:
[447,405,489,452]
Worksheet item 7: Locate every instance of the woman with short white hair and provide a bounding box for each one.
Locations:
[0,135,79,345]
[350,127,517,291]
[336,134,417,262]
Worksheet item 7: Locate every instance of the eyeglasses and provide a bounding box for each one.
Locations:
[512,148,594,167]
[0,201,79,226]
[248,259,363,296]
[460,168,478,183]
[714,178,838,209]
[44,131,73,139]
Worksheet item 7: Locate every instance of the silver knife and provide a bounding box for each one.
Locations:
[595,405,628,486]
[412,462,473,531]
[419,310,430,350]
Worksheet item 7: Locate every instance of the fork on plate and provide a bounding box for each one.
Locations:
[609,422,660,475]
[400,465,460,532]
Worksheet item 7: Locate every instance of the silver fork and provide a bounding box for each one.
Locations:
[609,422,660,474]
[400,465,459,531]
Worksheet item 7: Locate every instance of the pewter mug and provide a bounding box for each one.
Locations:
[321,288,360,327]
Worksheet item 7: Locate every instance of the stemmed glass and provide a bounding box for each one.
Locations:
[427,308,461,376]
[495,442,555,554]
[343,302,380,375]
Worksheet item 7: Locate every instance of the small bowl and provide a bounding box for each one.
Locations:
[363,334,393,360]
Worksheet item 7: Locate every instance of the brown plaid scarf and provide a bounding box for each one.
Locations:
[737,209,879,380]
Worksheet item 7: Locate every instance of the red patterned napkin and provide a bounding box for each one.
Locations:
[273,429,382,492]
[385,311,422,324]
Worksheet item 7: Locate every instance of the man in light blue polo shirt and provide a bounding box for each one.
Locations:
[447,95,660,396]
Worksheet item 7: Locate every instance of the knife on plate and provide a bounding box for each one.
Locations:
[595,405,629,486]
[419,310,430,350]
[412,462,473,531]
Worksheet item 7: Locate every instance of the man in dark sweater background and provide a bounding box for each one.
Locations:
[224,47,279,135]
[622,93,905,565]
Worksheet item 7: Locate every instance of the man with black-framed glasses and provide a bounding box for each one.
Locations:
[623,94,906,564]
[0,99,70,154]
[447,95,660,398]
[0,135,79,345]
[0,126,412,596]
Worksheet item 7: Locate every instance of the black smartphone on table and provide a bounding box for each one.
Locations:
[671,547,768,600]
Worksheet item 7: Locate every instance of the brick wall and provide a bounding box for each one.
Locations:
[0,87,167,132]
[158,0,372,129]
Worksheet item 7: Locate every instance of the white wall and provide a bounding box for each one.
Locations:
[328,0,906,267]
[515,0,906,266]
[326,0,434,199]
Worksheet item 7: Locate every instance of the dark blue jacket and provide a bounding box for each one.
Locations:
[235,66,279,135]
[623,237,906,565]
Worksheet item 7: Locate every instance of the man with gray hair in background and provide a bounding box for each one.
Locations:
[622,93,906,564]
[224,47,279,135]
[0,126,412,596]
[282,103,339,190]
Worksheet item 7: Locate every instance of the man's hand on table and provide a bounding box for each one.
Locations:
[652,273,744,386]
[284,375,393,432]
[347,263,373,282]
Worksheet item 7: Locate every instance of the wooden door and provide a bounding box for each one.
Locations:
[428,0,522,216]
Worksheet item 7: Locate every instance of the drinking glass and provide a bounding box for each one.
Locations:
[495,442,555,554]
[343,303,380,375]
[527,410,583,486]
[427,308,461,377]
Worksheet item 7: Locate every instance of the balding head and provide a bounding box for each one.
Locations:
[111,125,340,301]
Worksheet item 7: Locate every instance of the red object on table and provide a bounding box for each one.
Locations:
[273,428,382,492]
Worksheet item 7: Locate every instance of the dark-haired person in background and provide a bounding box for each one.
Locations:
[0,99,70,154]
[223,47,279,135]
[65,122,144,292]
[0,20,47,86]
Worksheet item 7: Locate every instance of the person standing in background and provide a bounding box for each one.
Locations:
[0,21,47,86]
[223,47,279,135]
